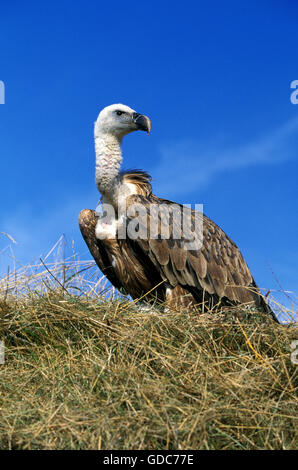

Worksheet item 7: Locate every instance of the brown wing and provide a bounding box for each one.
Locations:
[125,195,267,309]
[78,209,124,291]
[79,209,164,300]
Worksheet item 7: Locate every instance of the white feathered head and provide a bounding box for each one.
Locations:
[94,103,151,139]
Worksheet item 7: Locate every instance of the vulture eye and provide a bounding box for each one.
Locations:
[116,110,124,116]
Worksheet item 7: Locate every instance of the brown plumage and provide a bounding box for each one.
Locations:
[79,103,277,321]
[79,170,277,321]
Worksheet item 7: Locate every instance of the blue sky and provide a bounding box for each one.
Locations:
[0,0,297,311]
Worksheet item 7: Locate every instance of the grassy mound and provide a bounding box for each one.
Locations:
[0,286,297,449]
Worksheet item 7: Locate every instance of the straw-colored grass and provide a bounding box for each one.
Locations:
[0,257,297,450]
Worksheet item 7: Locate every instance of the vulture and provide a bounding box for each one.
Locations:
[79,103,278,321]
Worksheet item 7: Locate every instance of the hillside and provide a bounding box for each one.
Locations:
[0,261,297,449]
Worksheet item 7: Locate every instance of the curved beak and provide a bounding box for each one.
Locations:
[132,112,151,135]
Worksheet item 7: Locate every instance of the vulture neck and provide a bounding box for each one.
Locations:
[95,132,123,204]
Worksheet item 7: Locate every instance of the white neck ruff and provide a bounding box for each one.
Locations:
[95,132,122,202]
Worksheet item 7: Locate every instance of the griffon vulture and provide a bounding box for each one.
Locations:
[79,104,277,321]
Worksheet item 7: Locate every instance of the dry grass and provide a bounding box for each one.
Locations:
[0,258,297,450]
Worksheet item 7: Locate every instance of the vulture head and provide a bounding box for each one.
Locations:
[94,104,151,139]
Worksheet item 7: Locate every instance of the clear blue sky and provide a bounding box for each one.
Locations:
[0,0,297,311]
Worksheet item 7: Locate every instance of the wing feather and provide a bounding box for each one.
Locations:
[78,209,123,290]
[125,195,263,307]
